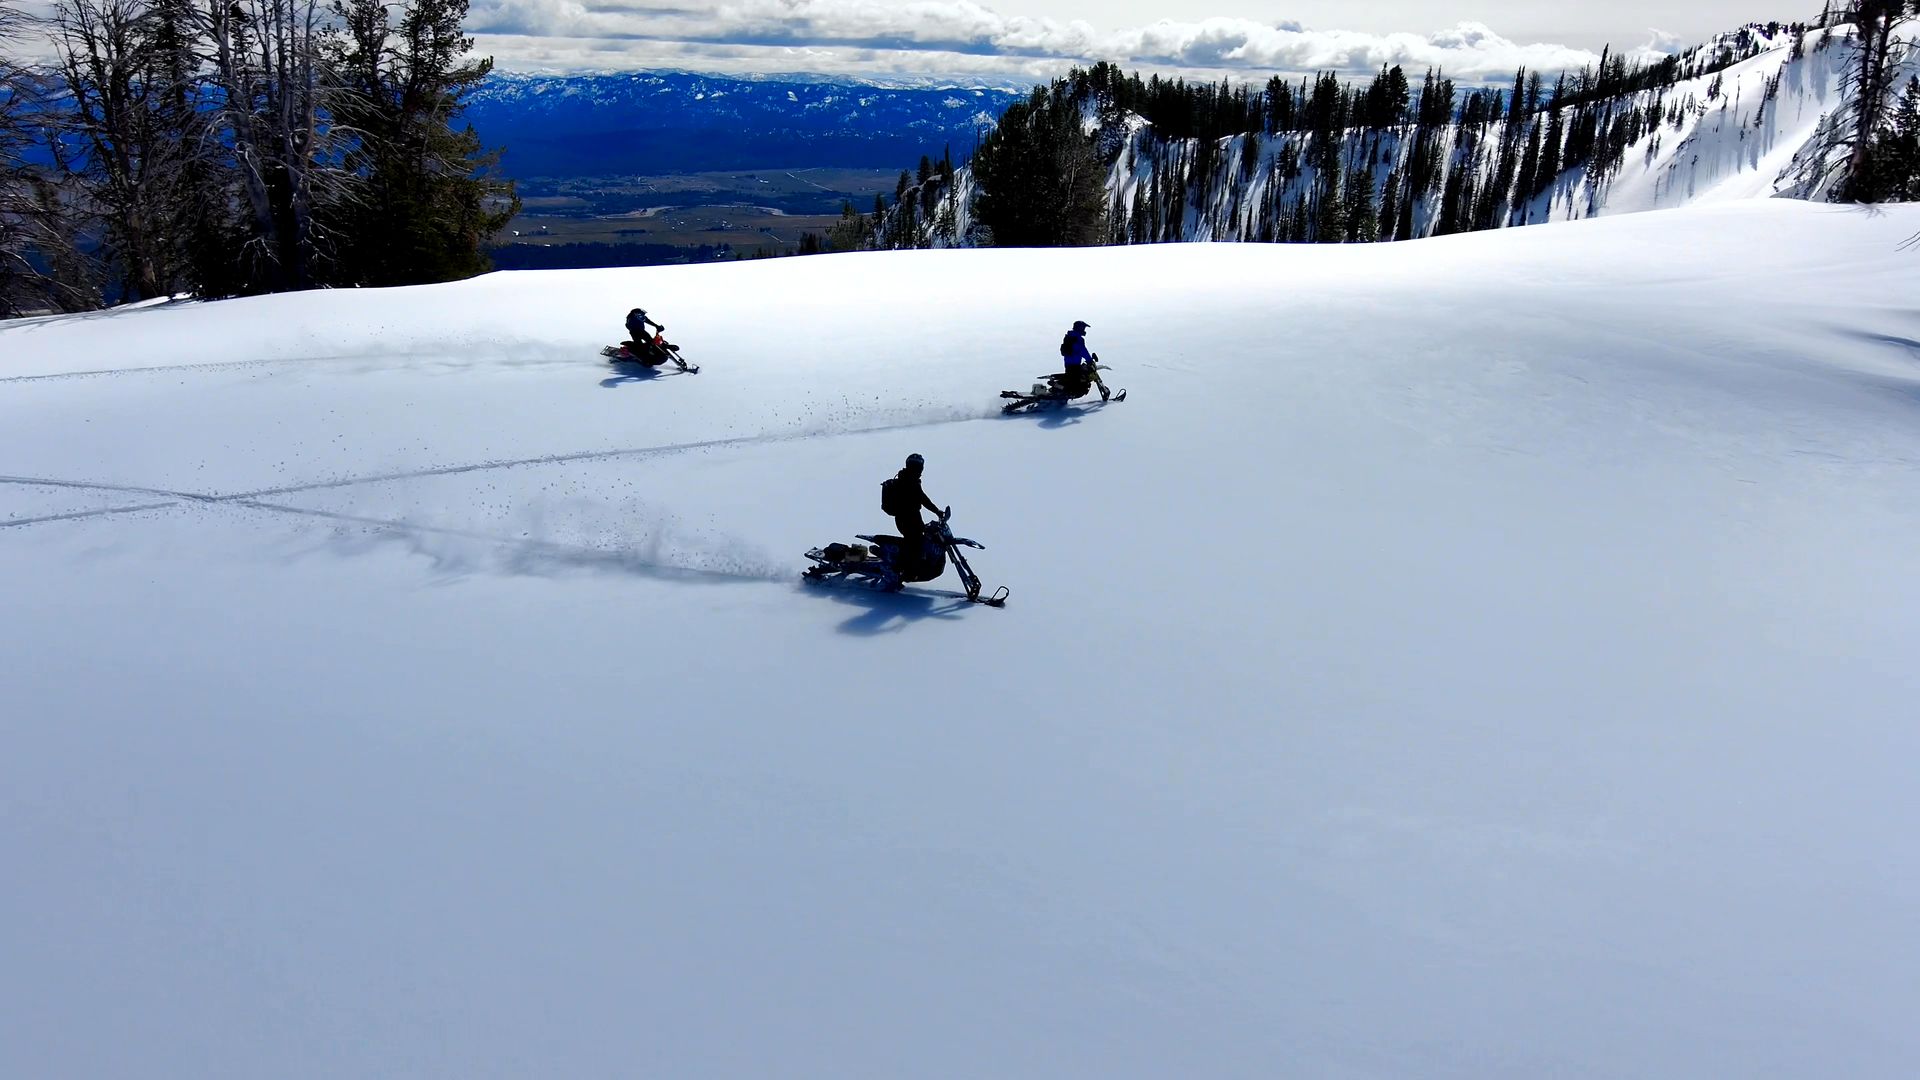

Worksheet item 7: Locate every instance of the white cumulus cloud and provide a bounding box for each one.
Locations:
[463,0,1620,81]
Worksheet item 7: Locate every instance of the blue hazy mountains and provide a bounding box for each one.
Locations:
[465,72,1028,178]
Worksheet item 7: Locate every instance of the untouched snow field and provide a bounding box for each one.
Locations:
[5,201,1920,1077]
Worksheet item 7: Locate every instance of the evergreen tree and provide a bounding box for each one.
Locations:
[1515,124,1543,221]
[1537,108,1565,199]
[329,0,519,286]
[827,200,870,250]
[1378,169,1401,242]
[1341,166,1377,243]
[971,86,1107,246]
[1313,160,1344,242]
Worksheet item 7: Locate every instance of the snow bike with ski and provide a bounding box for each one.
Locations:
[1000,356,1124,414]
[803,511,1008,607]
[601,331,699,374]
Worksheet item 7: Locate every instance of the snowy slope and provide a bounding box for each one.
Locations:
[5,202,1920,1077]
[1560,30,1850,215]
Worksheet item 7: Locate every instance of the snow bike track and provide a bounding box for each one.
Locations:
[0,408,1001,574]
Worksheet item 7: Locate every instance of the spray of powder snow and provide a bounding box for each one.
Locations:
[304,492,789,585]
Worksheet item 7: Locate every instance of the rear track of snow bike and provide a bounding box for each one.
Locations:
[1000,363,1125,414]
[1000,388,1126,415]
[802,564,1007,607]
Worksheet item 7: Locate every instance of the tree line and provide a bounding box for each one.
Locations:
[0,0,515,318]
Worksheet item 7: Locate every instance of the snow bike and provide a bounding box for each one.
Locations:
[1000,356,1125,414]
[803,511,1008,607]
[601,332,699,374]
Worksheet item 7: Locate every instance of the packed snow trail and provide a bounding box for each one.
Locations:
[4,201,1920,1078]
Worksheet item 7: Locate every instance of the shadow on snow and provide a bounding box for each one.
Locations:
[600,361,687,389]
[804,581,979,636]
[994,400,1116,429]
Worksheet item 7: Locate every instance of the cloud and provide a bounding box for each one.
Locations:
[3,0,1631,83]
[465,0,1615,81]
[1107,19,1598,77]
[1629,28,1686,65]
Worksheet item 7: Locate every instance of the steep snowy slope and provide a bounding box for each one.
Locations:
[4,202,1920,1077]
[893,24,1867,249]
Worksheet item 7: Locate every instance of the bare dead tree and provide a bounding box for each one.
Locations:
[1,2,105,315]
[54,0,206,300]
[194,0,356,292]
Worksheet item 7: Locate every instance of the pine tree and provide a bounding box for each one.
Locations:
[827,200,870,250]
[1537,108,1565,200]
[329,0,519,286]
[1342,166,1377,243]
[1515,124,1543,222]
[1313,160,1344,242]
[1378,169,1401,242]
[971,85,1107,246]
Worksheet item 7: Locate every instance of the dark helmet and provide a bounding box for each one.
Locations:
[905,453,925,472]
[1072,320,1090,331]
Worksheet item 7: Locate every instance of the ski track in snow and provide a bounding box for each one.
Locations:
[0,405,1000,582]
[0,405,995,507]
[0,502,183,529]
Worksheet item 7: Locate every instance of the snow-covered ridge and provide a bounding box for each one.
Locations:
[888,23,1869,247]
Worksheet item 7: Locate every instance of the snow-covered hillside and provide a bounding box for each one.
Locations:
[5,202,1920,1076]
[898,24,1869,249]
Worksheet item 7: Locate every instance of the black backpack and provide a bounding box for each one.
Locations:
[881,476,912,516]
[1060,333,1075,358]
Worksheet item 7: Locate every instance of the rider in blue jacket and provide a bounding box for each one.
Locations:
[1059,320,1107,400]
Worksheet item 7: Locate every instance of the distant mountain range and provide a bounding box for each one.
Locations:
[465,72,1030,178]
